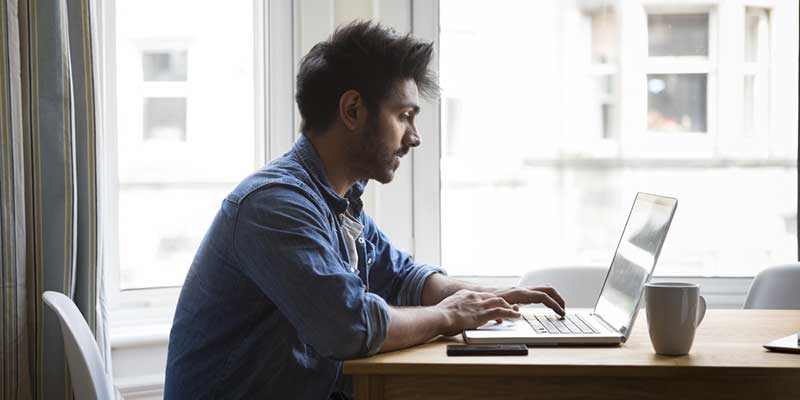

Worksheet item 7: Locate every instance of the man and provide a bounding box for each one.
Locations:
[165,21,565,399]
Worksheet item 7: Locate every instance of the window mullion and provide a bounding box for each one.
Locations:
[411,0,442,266]
[100,0,123,310]
[254,0,268,166]
[266,0,297,161]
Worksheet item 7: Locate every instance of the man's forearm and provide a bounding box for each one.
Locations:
[419,273,496,306]
[378,306,447,353]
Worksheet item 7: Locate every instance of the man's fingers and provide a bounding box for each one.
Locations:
[481,307,521,322]
[512,290,565,316]
[476,291,499,300]
[510,288,566,316]
[531,291,565,316]
[479,297,515,310]
[462,290,498,301]
[529,286,566,309]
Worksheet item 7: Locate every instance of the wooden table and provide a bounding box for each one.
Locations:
[344,310,800,399]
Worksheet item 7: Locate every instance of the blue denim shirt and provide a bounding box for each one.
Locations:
[164,135,444,399]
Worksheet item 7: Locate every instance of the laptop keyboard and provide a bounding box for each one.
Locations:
[524,314,599,335]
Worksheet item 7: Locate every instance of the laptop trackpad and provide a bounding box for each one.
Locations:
[465,318,536,338]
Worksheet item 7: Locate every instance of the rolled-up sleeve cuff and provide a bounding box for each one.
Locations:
[394,265,448,307]
[363,292,391,356]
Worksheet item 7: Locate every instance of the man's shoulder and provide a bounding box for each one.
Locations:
[226,154,323,210]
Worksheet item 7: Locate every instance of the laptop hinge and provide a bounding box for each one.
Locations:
[591,313,623,337]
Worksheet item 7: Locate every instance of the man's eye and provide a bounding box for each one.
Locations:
[400,113,410,121]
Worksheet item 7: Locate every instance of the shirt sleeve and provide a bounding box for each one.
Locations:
[360,212,447,307]
[232,184,390,359]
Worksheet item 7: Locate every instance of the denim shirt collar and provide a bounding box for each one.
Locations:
[291,134,366,216]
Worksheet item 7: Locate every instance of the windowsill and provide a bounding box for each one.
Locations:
[111,322,172,349]
[110,304,176,349]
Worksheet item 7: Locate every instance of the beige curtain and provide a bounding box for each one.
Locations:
[1,0,110,399]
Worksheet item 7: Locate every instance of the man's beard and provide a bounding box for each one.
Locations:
[351,116,399,184]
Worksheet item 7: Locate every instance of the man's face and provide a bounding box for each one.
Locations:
[351,79,421,183]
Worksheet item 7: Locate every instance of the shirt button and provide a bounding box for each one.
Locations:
[357,237,365,244]
[367,257,373,265]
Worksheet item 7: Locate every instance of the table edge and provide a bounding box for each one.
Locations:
[343,363,800,377]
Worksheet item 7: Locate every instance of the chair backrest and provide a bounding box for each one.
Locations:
[744,263,800,309]
[518,266,608,309]
[42,291,115,400]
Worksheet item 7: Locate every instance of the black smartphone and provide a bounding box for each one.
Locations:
[446,344,529,356]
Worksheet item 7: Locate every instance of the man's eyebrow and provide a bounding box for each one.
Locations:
[398,102,421,114]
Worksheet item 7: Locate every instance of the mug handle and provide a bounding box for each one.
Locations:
[696,295,707,327]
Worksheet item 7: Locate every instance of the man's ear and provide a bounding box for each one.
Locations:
[339,90,365,131]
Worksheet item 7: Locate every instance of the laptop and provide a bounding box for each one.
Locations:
[463,192,678,346]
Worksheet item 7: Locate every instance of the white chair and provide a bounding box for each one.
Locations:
[518,266,608,309]
[43,291,117,400]
[743,263,800,309]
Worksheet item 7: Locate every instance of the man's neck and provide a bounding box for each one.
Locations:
[304,131,359,196]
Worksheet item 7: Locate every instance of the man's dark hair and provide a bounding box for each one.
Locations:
[296,20,438,134]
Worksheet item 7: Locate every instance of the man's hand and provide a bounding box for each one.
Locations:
[493,286,566,316]
[381,284,565,353]
[420,274,567,318]
[434,289,521,336]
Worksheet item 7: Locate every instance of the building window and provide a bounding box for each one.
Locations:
[743,7,769,137]
[647,14,709,57]
[142,50,188,81]
[140,49,188,142]
[647,73,707,133]
[142,97,187,141]
[585,7,618,140]
[646,12,711,134]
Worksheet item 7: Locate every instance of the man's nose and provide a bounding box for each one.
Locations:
[405,128,421,148]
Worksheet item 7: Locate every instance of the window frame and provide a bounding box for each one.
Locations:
[102,0,298,326]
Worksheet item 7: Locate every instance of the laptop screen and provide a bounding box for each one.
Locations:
[593,193,677,336]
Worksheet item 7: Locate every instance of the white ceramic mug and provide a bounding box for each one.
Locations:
[644,282,706,356]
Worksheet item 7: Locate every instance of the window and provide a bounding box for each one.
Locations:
[646,13,711,134]
[439,0,798,278]
[647,73,707,133]
[143,97,187,141]
[107,0,260,291]
[648,14,709,57]
[585,7,618,140]
[141,49,188,142]
[743,7,770,138]
[142,50,188,81]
